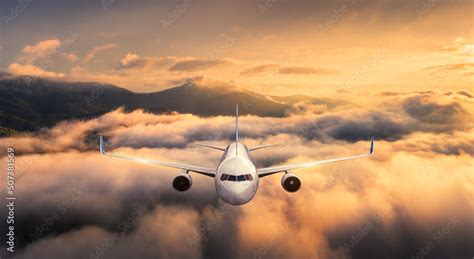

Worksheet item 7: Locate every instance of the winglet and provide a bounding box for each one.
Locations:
[369,137,374,155]
[99,135,106,154]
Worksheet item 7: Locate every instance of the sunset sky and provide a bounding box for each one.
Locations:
[1,0,472,94]
[0,1,473,259]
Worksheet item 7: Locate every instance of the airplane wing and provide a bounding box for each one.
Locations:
[257,137,374,177]
[100,136,216,177]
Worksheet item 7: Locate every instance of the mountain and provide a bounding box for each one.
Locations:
[0,72,134,133]
[0,72,347,135]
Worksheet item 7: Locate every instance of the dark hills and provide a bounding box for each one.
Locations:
[0,72,348,135]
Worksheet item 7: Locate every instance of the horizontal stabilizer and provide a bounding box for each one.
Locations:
[195,143,226,151]
[248,143,280,151]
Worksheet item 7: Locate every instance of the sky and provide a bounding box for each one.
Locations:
[0,1,473,258]
[0,0,472,94]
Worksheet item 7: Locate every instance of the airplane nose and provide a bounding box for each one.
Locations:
[223,182,245,194]
[219,183,253,205]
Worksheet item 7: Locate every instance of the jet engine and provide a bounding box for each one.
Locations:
[172,172,192,192]
[281,172,301,192]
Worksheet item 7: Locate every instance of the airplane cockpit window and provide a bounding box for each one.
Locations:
[220,174,254,182]
[220,174,228,181]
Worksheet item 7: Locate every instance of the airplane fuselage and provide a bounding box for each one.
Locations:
[215,142,258,205]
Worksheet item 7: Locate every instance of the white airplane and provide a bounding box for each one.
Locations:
[99,105,374,205]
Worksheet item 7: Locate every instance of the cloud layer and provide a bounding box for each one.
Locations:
[0,90,473,259]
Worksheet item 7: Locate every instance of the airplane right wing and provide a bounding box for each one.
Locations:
[100,136,216,177]
[257,137,374,178]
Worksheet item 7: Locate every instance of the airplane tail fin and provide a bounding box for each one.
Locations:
[235,104,239,142]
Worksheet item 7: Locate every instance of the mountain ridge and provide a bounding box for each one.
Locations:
[0,72,348,136]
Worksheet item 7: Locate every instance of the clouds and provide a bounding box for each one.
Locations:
[0,89,473,258]
[278,66,338,75]
[424,63,474,77]
[118,53,235,72]
[240,64,338,76]
[240,64,278,76]
[402,95,469,125]
[169,57,235,72]
[8,63,65,78]
[19,38,61,63]
[83,43,117,64]
[435,37,474,57]
[1,90,472,156]
[7,36,79,79]
[8,38,64,78]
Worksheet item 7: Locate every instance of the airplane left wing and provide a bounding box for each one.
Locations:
[257,137,374,177]
[100,136,216,177]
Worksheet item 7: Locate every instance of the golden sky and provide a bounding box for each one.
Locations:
[1,2,473,258]
[1,0,472,94]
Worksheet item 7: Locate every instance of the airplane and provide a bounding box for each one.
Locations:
[99,105,374,205]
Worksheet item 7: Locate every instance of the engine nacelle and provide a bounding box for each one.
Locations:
[281,172,301,193]
[172,172,192,192]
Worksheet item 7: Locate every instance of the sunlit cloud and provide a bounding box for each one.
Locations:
[8,63,65,78]
[19,38,61,63]
[82,43,117,64]
[424,63,474,77]
[436,37,474,56]
[168,57,236,72]
[278,66,338,75]
[240,64,278,76]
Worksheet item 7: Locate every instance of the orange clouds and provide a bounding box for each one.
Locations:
[8,38,70,79]
[8,63,65,78]
[20,38,61,63]
[278,66,338,75]
[3,128,472,258]
[240,64,278,76]
[83,43,117,63]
